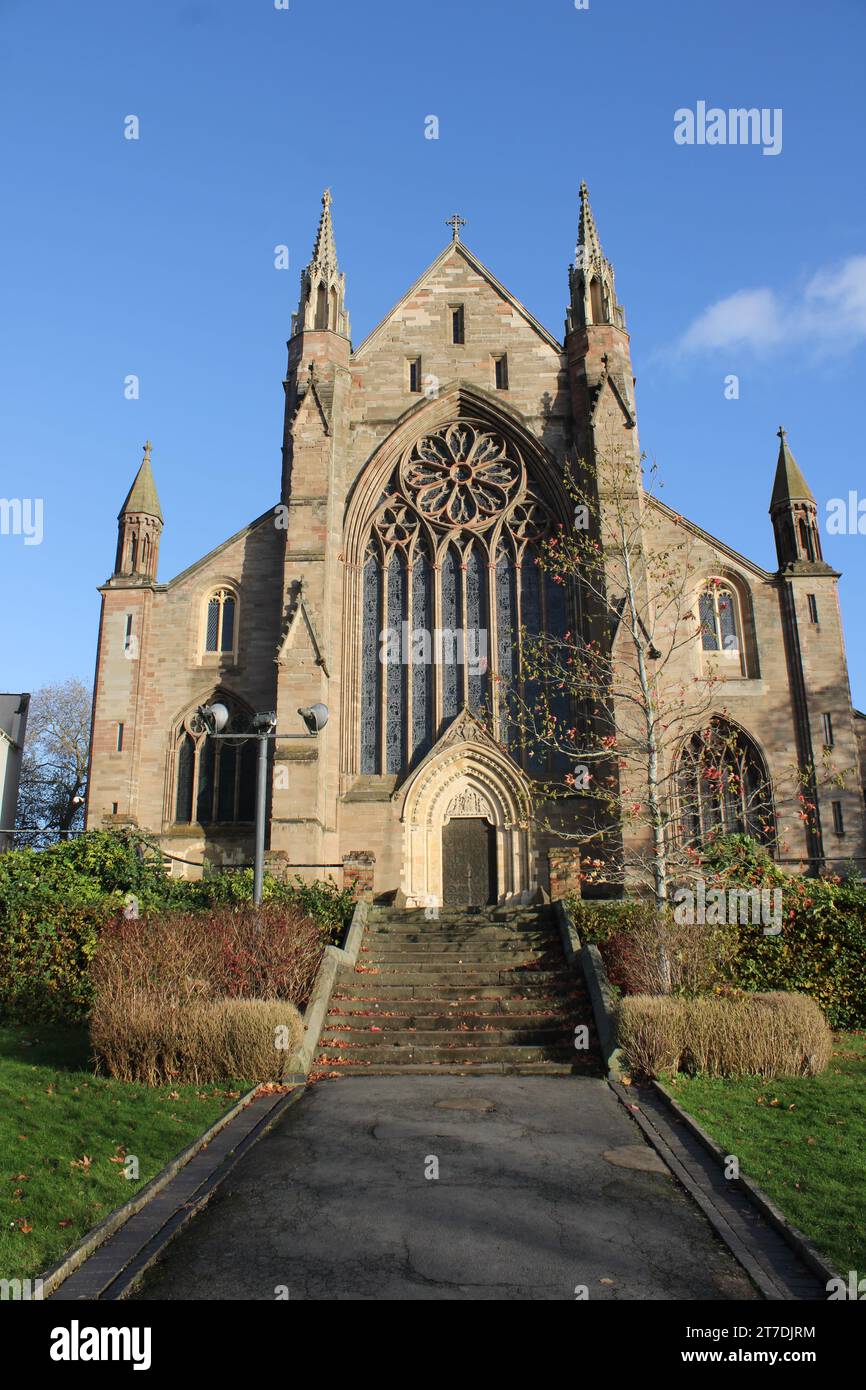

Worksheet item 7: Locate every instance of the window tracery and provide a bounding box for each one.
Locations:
[356,420,568,778]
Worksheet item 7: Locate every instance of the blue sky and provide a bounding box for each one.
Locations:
[2,0,865,702]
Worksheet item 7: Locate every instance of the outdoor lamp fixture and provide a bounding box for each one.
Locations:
[298,703,329,736]
[195,701,230,734]
[196,702,329,906]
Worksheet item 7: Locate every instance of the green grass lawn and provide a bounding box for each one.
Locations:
[667,1032,866,1278]
[0,1024,247,1285]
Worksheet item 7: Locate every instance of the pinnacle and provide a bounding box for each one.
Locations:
[577,180,604,271]
[309,186,339,277]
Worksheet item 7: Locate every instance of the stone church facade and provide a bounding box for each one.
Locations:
[85,187,866,901]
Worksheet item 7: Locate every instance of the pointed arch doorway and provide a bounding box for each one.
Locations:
[398,709,535,908]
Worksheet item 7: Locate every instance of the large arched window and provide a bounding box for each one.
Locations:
[355,420,570,779]
[675,719,774,849]
[172,697,256,826]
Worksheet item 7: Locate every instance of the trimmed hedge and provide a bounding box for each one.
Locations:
[617,991,833,1080]
[0,831,355,1025]
[567,838,866,1029]
[90,905,316,1083]
[727,876,866,1030]
[91,996,305,1085]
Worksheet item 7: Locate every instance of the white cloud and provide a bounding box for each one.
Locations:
[803,256,866,347]
[679,287,784,352]
[676,255,866,358]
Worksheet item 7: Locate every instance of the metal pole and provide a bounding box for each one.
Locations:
[253,732,269,906]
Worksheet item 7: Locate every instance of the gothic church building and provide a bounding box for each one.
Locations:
[86,188,866,901]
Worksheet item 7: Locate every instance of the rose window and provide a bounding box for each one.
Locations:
[400,423,522,529]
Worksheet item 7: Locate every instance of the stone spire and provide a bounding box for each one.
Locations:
[770,425,815,508]
[769,427,825,570]
[118,439,163,522]
[292,188,350,338]
[114,440,163,580]
[567,181,625,332]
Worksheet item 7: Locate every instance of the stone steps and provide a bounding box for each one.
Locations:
[361,934,553,945]
[333,983,583,1001]
[351,969,568,986]
[314,903,598,1078]
[358,950,561,961]
[321,1024,575,1045]
[325,1062,578,1076]
[368,910,556,922]
[316,1044,578,1065]
[327,1009,571,1027]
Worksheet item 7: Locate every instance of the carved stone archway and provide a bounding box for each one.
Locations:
[397,709,535,907]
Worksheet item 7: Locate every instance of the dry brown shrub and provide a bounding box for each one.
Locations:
[89,903,318,1083]
[91,994,303,1085]
[603,908,739,997]
[617,991,832,1080]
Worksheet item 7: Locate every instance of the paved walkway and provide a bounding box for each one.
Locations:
[131,1076,758,1301]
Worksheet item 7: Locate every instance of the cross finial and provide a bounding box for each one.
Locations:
[446,212,466,242]
[322,187,331,210]
[143,439,152,462]
[777,425,787,442]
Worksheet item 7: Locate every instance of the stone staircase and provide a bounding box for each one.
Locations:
[314,904,601,1076]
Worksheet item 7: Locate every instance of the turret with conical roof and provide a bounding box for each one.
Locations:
[769,427,827,571]
[114,440,163,580]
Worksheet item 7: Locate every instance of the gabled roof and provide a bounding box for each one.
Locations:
[352,240,563,359]
[647,496,775,582]
[163,507,277,589]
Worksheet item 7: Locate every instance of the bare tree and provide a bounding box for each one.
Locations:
[510,450,827,911]
[15,679,91,846]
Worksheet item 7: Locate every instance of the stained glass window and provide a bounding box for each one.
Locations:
[441,544,461,723]
[496,545,518,749]
[354,422,572,780]
[221,596,235,652]
[677,721,773,848]
[360,552,381,774]
[699,590,717,650]
[386,551,406,774]
[465,545,488,711]
[411,548,433,760]
[175,734,194,822]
